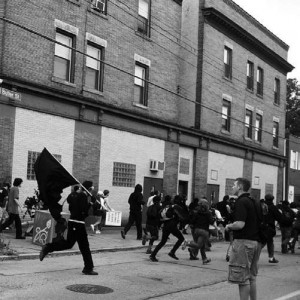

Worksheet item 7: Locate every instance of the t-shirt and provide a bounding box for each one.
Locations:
[7,186,20,214]
[233,193,259,241]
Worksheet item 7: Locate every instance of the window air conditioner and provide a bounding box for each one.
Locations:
[150,159,159,172]
[93,0,105,13]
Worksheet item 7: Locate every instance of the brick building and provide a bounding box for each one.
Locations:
[286,134,300,203]
[0,0,293,222]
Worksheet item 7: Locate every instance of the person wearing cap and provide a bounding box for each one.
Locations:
[39,180,98,275]
[264,194,282,263]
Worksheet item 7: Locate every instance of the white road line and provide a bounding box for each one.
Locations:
[273,290,300,300]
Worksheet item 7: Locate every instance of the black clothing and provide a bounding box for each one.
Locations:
[45,191,94,271]
[67,191,90,221]
[233,193,259,241]
[47,221,94,271]
[265,202,282,229]
[151,219,184,258]
[189,210,214,231]
[123,185,145,239]
[146,203,161,227]
[0,213,23,238]
[0,187,9,208]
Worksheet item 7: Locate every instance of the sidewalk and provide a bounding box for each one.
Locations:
[0,226,174,261]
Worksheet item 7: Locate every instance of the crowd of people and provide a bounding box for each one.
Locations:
[1,177,300,298]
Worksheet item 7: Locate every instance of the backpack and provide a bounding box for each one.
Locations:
[147,204,159,219]
[281,208,294,226]
[249,197,276,244]
[160,205,174,221]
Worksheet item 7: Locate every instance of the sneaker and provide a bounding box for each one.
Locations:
[269,258,279,263]
[39,245,49,262]
[182,240,188,250]
[95,230,101,234]
[90,224,95,233]
[121,230,125,239]
[168,252,179,260]
[149,255,158,262]
[142,234,147,246]
[203,258,211,264]
[82,269,98,275]
[146,249,152,254]
[182,229,188,235]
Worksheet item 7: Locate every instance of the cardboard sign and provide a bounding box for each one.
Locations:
[105,211,122,226]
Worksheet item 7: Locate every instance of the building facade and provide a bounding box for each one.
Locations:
[0,0,293,222]
[286,134,300,203]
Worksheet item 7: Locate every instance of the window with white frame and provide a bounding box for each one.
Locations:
[257,67,264,96]
[85,44,104,91]
[137,0,150,36]
[222,99,231,132]
[224,46,232,79]
[245,109,253,139]
[134,63,148,106]
[254,113,262,142]
[54,31,74,82]
[290,150,299,170]
[273,120,279,148]
[247,61,254,90]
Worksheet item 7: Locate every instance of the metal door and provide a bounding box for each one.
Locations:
[206,184,220,205]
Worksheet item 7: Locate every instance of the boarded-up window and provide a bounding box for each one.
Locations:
[179,158,190,175]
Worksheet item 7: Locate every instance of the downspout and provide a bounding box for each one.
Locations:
[0,0,7,76]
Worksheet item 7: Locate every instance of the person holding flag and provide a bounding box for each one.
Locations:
[39,180,98,275]
[35,148,97,275]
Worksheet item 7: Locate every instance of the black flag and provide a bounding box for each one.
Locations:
[34,148,78,220]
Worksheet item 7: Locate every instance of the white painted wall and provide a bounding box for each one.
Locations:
[12,108,75,208]
[207,152,244,200]
[178,146,194,203]
[252,161,278,199]
[99,127,165,219]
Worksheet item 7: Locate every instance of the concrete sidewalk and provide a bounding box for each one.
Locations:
[0,226,174,261]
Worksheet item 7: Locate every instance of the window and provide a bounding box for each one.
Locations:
[134,63,148,106]
[274,78,280,104]
[224,46,232,79]
[245,109,253,139]
[85,44,104,91]
[290,150,298,170]
[257,67,264,96]
[273,121,279,148]
[91,0,107,14]
[255,114,262,142]
[113,162,136,187]
[179,158,190,175]
[247,61,254,90]
[27,151,61,180]
[138,0,150,36]
[54,31,74,82]
[222,100,231,132]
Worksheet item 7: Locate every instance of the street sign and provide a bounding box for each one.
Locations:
[0,87,21,101]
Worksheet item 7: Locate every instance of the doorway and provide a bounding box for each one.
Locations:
[251,189,261,201]
[142,177,163,225]
[178,180,188,198]
[206,184,220,205]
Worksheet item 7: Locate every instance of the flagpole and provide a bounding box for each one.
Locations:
[47,149,93,197]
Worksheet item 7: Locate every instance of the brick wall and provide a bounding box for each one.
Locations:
[194,148,208,199]
[164,141,179,197]
[0,103,15,184]
[73,121,101,191]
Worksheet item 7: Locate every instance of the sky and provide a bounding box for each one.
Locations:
[232,0,299,80]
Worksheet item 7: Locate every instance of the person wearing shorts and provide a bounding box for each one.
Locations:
[225,178,262,300]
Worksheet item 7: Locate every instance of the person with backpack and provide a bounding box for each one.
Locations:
[288,202,300,253]
[142,195,161,254]
[182,198,214,264]
[263,194,282,263]
[277,200,295,254]
[149,195,185,262]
